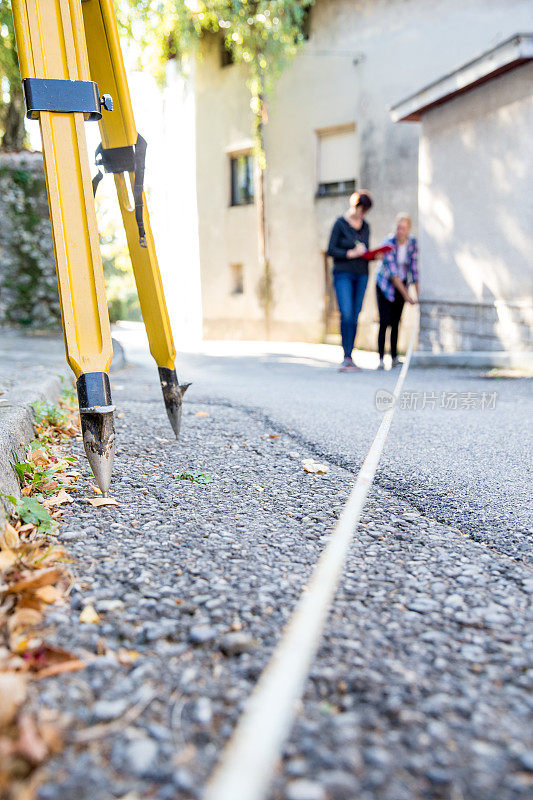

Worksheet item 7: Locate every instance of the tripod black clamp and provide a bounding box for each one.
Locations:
[23,78,113,121]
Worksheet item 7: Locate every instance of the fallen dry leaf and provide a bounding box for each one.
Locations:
[34,658,85,680]
[30,546,67,568]
[37,717,63,755]
[40,480,59,493]
[7,567,63,594]
[269,434,279,439]
[17,594,44,611]
[18,522,36,534]
[22,643,78,672]
[0,549,17,570]
[15,713,48,764]
[30,450,49,466]
[117,649,140,666]
[11,635,40,655]
[79,605,100,624]
[8,608,43,635]
[90,485,102,495]
[42,489,73,509]
[34,585,63,605]
[0,672,27,726]
[194,411,210,418]
[302,458,329,475]
[4,521,20,549]
[86,497,118,508]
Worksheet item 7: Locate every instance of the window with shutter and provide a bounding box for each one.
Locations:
[316,125,357,197]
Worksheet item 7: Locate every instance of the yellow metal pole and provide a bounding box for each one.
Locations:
[11,0,116,493]
[81,0,189,437]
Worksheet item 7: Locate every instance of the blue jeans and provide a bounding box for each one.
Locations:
[333,272,369,358]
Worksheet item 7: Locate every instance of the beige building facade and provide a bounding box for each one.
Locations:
[193,0,533,346]
[392,33,533,356]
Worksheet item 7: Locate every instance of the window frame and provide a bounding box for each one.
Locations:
[220,36,234,68]
[229,263,244,296]
[229,152,255,207]
[315,123,357,199]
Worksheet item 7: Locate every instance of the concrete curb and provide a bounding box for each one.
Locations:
[0,372,67,527]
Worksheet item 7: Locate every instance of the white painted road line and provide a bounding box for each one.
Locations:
[204,324,417,800]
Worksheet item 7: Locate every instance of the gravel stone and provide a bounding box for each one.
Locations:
[517,751,533,771]
[124,737,159,778]
[191,697,213,725]
[188,625,217,644]
[173,769,195,792]
[219,631,254,656]
[25,362,532,800]
[286,779,327,800]
[91,698,129,723]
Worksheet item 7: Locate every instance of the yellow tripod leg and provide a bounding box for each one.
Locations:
[81,0,189,437]
[11,0,115,493]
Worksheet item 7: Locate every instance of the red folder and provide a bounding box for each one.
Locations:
[362,244,393,261]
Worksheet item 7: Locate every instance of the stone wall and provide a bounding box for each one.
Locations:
[418,301,533,353]
[0,151,60,330]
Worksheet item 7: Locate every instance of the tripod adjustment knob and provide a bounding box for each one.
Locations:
[100,93,114,112]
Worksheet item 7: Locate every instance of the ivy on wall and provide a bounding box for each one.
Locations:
[0,153,142,328]
[0,155,61,329]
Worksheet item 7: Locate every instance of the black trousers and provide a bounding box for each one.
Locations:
[376,284,405,360]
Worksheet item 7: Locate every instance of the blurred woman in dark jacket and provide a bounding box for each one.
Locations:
[327,191,373,372]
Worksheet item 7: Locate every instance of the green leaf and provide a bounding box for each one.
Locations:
[173,471,213,485]
[1,492,57,533]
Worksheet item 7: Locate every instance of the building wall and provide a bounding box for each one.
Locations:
[195,0,533,345]
[418,62,533,352]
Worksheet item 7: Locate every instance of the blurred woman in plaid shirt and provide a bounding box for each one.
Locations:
[375,214,419,369]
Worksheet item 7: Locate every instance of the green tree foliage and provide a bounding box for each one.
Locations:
[120,0,314,161]
[0,0,26,150]
[120,1,314,334]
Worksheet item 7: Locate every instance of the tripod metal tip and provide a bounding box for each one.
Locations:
[158,367,190,438]
[77,372,116,495]
[80,410,116,496]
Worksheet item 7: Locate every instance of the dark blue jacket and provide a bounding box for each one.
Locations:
[327,216,370,276]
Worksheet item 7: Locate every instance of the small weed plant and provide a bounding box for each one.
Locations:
[31,400,70,430]
[173,471,213,485]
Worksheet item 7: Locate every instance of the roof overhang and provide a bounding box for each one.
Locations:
[390,33,533,122]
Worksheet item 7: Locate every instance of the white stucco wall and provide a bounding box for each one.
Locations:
[417,61,533,352]
[194,0,533,343]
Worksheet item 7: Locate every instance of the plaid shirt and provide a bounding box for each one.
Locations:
[375,236,419,302]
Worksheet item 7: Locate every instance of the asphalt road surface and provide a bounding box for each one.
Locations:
[2,328,531,800]
[112,328,532,562]
[1,328,531,560]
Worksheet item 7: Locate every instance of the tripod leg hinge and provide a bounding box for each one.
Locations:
[93,134,148,248]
